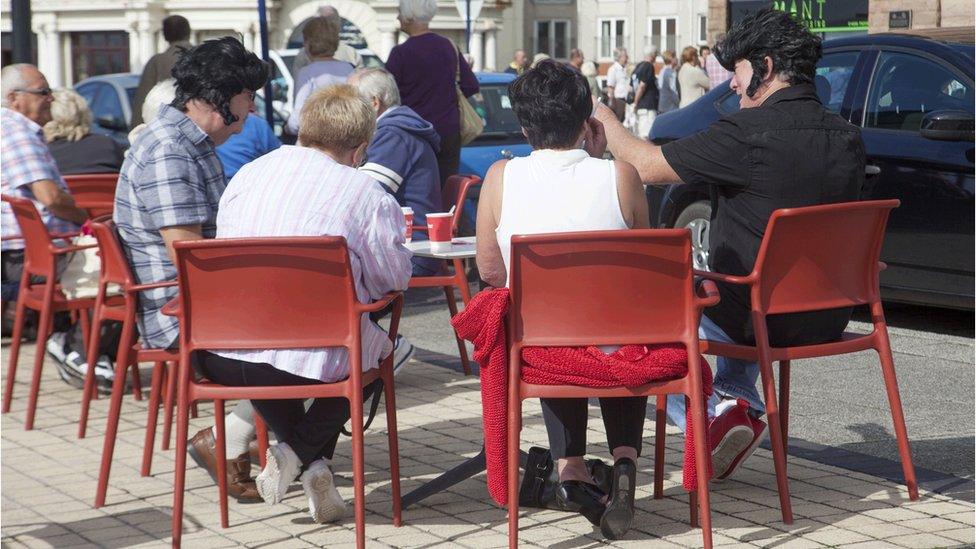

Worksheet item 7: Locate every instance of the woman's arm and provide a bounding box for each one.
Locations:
[696,67,711,91]
[614,160,651,229]
[475,160,508,288]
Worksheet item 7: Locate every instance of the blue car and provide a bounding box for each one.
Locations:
[461,72,532,179]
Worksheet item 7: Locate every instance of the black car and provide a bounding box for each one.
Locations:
[647,31,974,310]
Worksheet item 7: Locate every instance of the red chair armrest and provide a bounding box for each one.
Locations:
[161,297,180,317]
[412,225,428,234]
[49,231,83,241]
[128,280,178,293]
[1,234,23,241]
[695,279,721,308]
[357,291,403,313]
[50,242,97,254]
[694,269,755,286]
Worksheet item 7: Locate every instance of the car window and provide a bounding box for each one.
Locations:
[87,83,125,126]
[815,51,858,113]
[468,84,521,136]
[865,51,973,132]
[76,83,99,108]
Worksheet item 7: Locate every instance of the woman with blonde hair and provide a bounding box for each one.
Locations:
[677,45,710,108]
[44,87,123,174]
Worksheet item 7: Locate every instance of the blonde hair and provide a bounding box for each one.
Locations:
[44,88,91,142]
[299,84,375,153]
[303,16,340,58]
[681,46,699,66]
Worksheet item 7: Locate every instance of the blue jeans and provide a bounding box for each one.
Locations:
[666,313,766,432]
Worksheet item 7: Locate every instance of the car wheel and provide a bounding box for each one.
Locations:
[674,200,712,271]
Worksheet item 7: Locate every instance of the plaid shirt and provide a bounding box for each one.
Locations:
[705,54,733,91]
[114,105,226,349]
[1,108,79,251]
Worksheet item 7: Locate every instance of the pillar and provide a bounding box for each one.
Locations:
[36,23,63,87]
[128,23,143,73]
[138,25,156,71]
[380,29,397,60]
[470,30,484,72]
[485,29,497,72]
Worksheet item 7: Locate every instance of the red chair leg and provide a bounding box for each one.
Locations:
[452,258,472,305]
[443,286,472,376]
[130,363,143,400]
[381,367,402,526]
[255,413,269,469]
[214,399,229,529]
[163,361,177,450]
[78,301,104,439]
[654,395,666,499]
[94,318,136,507]
[758,356,793,524]
[172,375,191,548]
[24,288,56,430]
[350,392,367,549]
[688,388,713,548]
[141,361,165,476]
[191,402,199,419]
[874,323,919,500]
[778,361,790,451]
[507,397,522,549]
[2,295,29,414]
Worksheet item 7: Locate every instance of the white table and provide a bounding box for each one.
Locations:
[404,236,476,259]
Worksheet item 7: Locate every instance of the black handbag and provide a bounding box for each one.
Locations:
[518,446,555,508]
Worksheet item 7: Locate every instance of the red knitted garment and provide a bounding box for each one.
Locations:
[452,287,713,506]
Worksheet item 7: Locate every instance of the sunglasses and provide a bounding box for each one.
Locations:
[14,87,53,97]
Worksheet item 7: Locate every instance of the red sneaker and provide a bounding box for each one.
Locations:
[709,399,768,480]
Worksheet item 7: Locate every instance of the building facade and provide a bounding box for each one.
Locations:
[0,0,515,87]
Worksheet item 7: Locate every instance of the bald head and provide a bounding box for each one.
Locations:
[316,5,341,26]
[1,64,53,125]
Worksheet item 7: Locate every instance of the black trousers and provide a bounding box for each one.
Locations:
[540,396,648,459]
[436,130,462,189]
[194,351,379,467]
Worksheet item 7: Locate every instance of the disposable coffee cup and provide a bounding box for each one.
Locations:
[427,212,453,252]
[402,207,414,242]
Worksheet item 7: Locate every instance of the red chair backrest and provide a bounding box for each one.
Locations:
[1,194,57,276]
[508,229,697,347]
[62,173,118,217]
[89,219,136,288]
[174,237,360,352]
[752,199,899,315]
[442,174,481,235]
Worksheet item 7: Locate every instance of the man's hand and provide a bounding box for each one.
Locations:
[583,117,608,158]
[29,180,88,224]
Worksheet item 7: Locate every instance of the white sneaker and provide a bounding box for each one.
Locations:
[392,335,414,376]
[301,459,346,523]
[256,442,302,505]
[45,331,69,363]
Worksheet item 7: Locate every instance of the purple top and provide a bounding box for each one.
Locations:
[386,33,479,139]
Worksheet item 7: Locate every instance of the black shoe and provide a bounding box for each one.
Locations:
[554,480,607,526]
[586,458,613,494]
[600,457,637,539]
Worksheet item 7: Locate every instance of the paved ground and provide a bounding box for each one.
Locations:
[2,288,974,548]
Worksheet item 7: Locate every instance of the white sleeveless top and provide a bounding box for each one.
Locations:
[496,148,629,288]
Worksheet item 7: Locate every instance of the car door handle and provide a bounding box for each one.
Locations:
[866,164,881,176]
[500,149,514,159]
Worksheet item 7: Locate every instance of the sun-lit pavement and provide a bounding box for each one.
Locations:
[2,291,974,548]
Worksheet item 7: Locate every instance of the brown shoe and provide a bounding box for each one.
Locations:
[248,438,261,465]
[187,427,262,502]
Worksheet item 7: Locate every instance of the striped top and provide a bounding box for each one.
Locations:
[214,145,413,382]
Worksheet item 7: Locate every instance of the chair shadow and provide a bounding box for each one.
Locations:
[2,508,202,548]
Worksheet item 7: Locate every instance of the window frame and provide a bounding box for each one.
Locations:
[646,16,678,56]
[533,19,572,60]
[698,14,708,46]
[599,18,627,62]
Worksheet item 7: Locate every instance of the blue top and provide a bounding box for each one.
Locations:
[216,114,281,180]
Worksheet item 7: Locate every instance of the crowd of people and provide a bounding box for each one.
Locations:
[1,4,866,542]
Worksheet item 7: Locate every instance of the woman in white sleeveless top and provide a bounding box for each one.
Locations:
[475,60,649,540]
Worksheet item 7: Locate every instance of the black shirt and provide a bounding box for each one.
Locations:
[661,84,865,346]
[48,133,124,176]
[632,61,659,111]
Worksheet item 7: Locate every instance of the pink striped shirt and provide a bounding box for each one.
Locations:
[214,145,412,382]
[705,54,733,91]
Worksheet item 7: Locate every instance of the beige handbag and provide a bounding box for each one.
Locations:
[455,47,484,145]
[59,235,121,300]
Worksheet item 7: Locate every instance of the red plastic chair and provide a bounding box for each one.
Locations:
[691,199,917,525]
[169,237,404,549]
[62,173,118,218]
[506,229,718,549]
[1,194,99,430]
[82,219,181,508]
[408,174,481,375]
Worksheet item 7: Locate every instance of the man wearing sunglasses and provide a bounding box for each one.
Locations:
[1,64,93,381]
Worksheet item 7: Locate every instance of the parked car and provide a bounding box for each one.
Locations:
[75,73,139,148]
[646,31,974,310]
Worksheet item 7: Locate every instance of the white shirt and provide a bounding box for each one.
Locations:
[606,62,630,100]
[214,145,412,382]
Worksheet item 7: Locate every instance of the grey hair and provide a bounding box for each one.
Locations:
[613,47,628,62]
[644,46,659,59]
[351,68,401,109]
[316,5,341,26]
[1,63,33,107]
[398,0,438,24]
